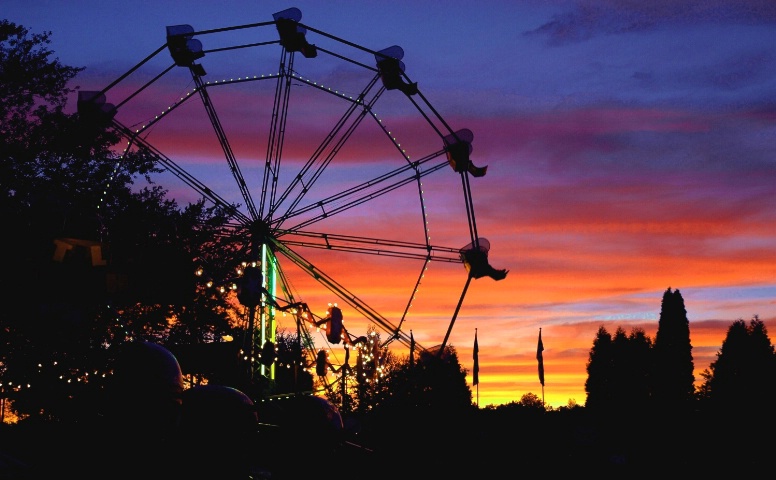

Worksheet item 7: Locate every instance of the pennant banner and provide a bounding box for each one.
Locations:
[473,329,479,386]
[537,328,545,386]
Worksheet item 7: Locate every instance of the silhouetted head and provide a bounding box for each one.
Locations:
[256,395,344,477]
[179,384,258,436]
[282,395,344,445]
[107,341,184,431]
[177,385,260,477]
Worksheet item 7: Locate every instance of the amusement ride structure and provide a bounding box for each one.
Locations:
[78,7,507,400]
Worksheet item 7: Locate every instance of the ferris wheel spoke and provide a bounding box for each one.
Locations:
[110,119,251,225]
[271,153,449,232]
[275,230,463,263]
[192,73,260,220]
[261,49,295,220]
[267,74,384,225]
[269,238,418,350]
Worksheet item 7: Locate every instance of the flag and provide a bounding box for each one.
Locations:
[537,328,545,386]
[409,330,415,368]
[473,329,479,386]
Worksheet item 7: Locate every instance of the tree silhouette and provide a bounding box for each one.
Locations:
[0,21,239,421]
[368,345,473,415]
[1,21,125,422]
[361,345,477,477]
[699,316,776,410]
[584,325,614,414]
[694,316,776,471]
[652,287,695,413]
[516,391,545,410]
[611,326,653,412]
[586,326,653,416]
[269,329,314,396]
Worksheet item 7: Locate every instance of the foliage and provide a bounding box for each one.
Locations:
[354,344,477,475]
[517,392,546,410]
[374,344,474,413]
[1,20,83,155]
[352,329,399,411]
[586,288,697,416]
[584,325,614,413]
[317,327,403,415]
[585,325,653,414]
[699,315,776,410]
[0,21,240,421]
[614,326,652,411]
[559,398,582,411]
[652,287,695,411]
[270,328,314,396]
[484,394,547,414]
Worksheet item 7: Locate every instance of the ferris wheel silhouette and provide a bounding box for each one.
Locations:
[78,7,507,395]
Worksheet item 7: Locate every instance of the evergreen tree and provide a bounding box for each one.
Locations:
[652,287,695,412]
[695,316,776,470]
[623,327,653,411]
[700,316,776,409]
[609,327,631,410]
[584,325,614,414]
[586,326,653,414]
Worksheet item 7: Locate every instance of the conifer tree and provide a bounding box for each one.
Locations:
[652,287,696,412]
[700,316,776,409]
[609,327,631,410]
[584,325,614,413]
[586,326,653,414]
[696,315,776,468]
[624,327,653,410]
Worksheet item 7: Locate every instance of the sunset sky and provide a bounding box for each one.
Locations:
[7,0,776,409]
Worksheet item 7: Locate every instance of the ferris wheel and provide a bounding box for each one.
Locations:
[78,7,507,396]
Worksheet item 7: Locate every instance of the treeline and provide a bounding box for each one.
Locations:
[584,288,776,415]
[468,294,776,474]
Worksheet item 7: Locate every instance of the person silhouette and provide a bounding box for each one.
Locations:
[175,384,264,479]
[85,340,185,479]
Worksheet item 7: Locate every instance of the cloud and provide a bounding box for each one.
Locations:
[526,0,776,46]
